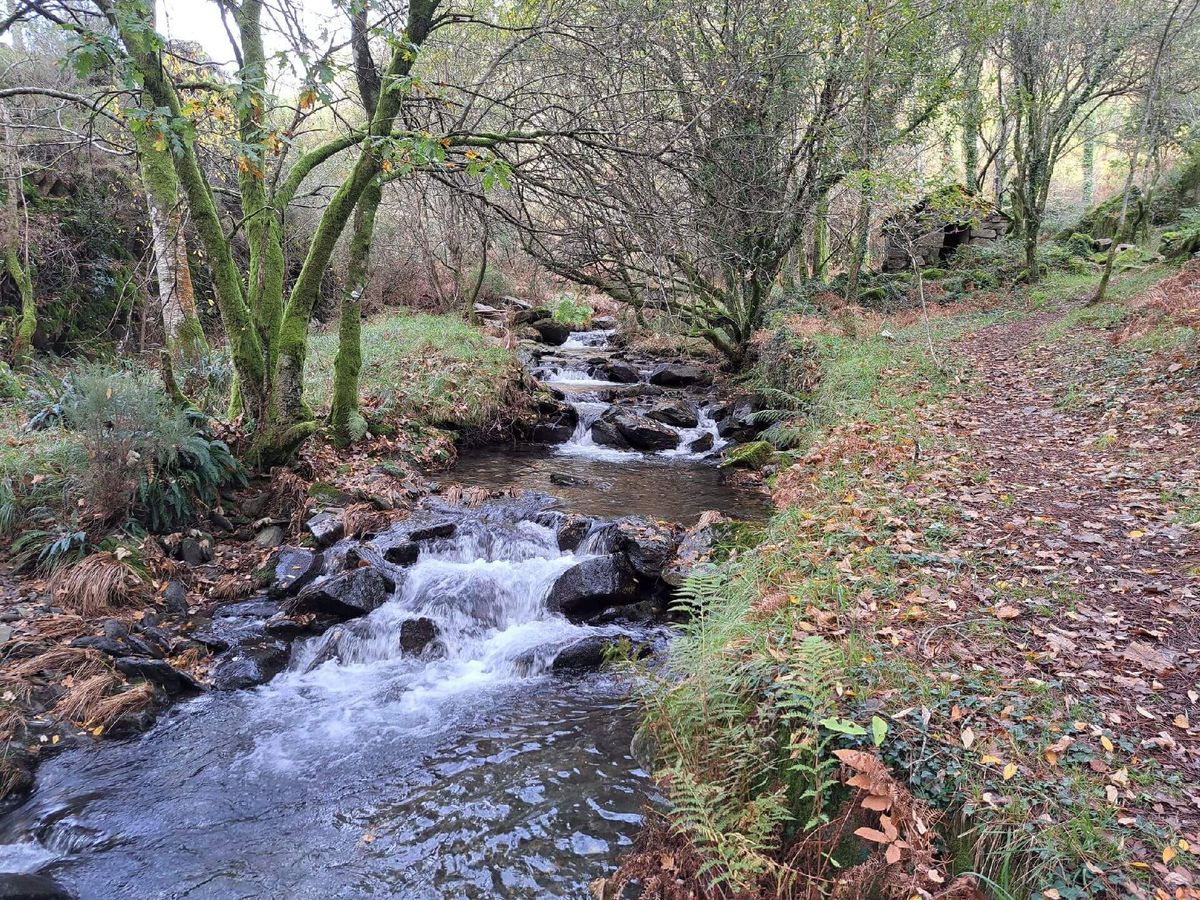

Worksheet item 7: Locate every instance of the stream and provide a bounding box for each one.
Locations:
[0,325,765,899]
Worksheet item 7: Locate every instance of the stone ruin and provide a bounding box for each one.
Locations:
[882,196,1012,272]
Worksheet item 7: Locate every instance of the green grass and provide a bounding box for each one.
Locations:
[304,311,522,430]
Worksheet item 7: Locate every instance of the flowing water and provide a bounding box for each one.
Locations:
[0,326,765,899]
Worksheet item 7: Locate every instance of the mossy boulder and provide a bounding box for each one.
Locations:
[1057,188,1149,244]
[720,440,775,470]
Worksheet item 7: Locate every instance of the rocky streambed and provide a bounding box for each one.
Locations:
[0,319,769,899]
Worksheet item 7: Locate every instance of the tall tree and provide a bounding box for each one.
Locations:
[998,0,1151,280]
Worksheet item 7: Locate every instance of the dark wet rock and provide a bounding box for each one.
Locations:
[513,307,552,325]
[137,627,174,657]
[602,360,640,383]
[0,873,73,898]
[530,421,575,443]
[140,610,160,628]
[263,612,313,640]
[527,396,578,443]
[591,315,617,329]
[648,363,705,387]
[550,634,650,672]
[239,492,271,520]
[613,412,680,451]
[180,535,213,565]
[102,619,128,639]
[399,617,440,656]
[407,519,457,542]
[115,657,202,697]
[587,599,663,625]
[252,525,285,550]
[715,398,762,441]
[210,642,289,690]
[383,541,420,566]
[209,510,234,533]
[185,622,231,653]
[546,554,638,620]
[646,401,698,428]
[163,580,189,615]
[689,433,715,453]
[306,510,345,548]
[664,513,725,587]
[71,633,161,659]
[530,319,571,346]
[289,568,394,620]
[214,599,280,619]
[613,518,680,581]
[556,515,595,552]
[549,472,590,487]
[589,414,630,449]
[268,548,325,599]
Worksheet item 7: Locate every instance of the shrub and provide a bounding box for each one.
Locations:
[551,293,593,327]
[59,364,244,530]
[464,263,514,300]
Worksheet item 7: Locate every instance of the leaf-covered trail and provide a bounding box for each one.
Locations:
[953,307,1200,822]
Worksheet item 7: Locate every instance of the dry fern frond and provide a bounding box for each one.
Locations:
[50,551,151,618]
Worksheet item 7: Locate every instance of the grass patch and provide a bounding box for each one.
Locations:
[304,311,522,431]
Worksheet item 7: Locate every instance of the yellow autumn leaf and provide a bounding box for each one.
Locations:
[1127,530,1145,539]
[1163,846,1177,864]
[980,754,1002,766]
[1101,735,1114,752]
[1179,839,1191,852]
[1003,763,1018,781]
[1173,714,1189,729]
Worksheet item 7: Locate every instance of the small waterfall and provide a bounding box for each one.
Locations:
[289,515,587,683]
[561,329,615,350]
[656,405,728,460]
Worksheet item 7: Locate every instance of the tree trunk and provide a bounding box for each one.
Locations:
[330,182,381,447]
[811,191,830,279]
[1081,116,1096,208]
[2,110,34,369]
[136,128,209,386]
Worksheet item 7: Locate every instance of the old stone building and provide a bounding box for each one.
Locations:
[882,198,1012,272]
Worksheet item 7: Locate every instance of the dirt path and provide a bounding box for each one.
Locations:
[953,308,1200,824]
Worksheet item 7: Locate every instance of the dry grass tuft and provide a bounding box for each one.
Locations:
[50,551,151,618]
[89,682,156,730]
[52,671,124,723]
[35,614,87,640]
[8,646,112,681]
[52,674,156,730]
[208,573,252,601]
